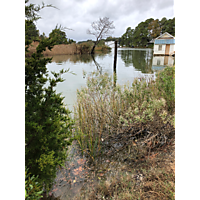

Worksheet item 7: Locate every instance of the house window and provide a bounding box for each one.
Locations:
[158,45,162,51]
[157,59,160,65]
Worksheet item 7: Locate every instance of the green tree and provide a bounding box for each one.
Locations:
[120,27,134,47]
[147,19,161,40]
[25,0,74,192]
[25,20,39,43]
[160,17,175,36]
[39,32,47,40]
[133,21,149,47]
[119,17,175,47]
[49,24,69,44]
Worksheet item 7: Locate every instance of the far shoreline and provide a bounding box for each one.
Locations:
[26,41,111,57]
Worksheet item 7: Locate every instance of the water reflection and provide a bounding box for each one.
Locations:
[46,48,174,112]
[119,48,153,73]
[47,52,109,65]
[47,54,93,64]
[152,56,175,71]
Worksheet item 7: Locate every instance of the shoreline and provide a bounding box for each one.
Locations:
[26,41,111,57]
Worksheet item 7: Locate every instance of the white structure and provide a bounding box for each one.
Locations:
[105,41,115,48]
[153,32,175,56]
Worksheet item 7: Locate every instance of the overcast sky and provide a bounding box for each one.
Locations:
[28,0,174,42]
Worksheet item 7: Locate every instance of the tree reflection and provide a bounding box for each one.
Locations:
[91,54,102,74]
[46,54,93,64]
[120,49,153,73]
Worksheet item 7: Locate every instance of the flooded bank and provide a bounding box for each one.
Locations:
[42,49,175,199]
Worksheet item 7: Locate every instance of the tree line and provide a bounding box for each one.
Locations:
[25,19,76,45]
[119,17,175,47]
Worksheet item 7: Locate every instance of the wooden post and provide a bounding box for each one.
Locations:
[113,41,117,86]
[113,41,117,74]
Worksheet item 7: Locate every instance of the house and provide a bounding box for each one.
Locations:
[153,32,175,56]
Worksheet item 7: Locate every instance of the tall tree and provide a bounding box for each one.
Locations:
[133,21,149,47]
[161,17,175,36]
[120,27,134,47]
[87,17,115,54]
[147,19,162,40]
[25,0,74,192]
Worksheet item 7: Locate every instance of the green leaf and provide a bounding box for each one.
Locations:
[25,189,28,198]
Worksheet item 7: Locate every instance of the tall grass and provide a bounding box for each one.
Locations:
[74,66,175,159]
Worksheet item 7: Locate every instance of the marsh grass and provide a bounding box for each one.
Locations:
[74,67,175,159]
[72,66,175,199]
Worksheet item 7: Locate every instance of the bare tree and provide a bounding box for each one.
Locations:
[87,17,115,54]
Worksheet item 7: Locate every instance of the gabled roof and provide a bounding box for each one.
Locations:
[155,32,175,40]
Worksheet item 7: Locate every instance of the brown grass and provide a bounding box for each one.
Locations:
[75,139,175,200]
[27,41,80,56]
[26,41,111,56]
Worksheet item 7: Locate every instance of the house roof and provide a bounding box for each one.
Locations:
[155,39,175,44]
[155,32,175,40]
[154,32,175,44]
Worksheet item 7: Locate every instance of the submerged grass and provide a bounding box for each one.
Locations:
[73,66,175,199]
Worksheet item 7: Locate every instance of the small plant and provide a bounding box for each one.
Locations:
[25,168,43,200]
[155,66,175,113]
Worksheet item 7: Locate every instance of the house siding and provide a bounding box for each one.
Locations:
[154,44,166,55]
[169,44,175,53]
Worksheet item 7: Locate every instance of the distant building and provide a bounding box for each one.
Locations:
[153,32,175,56]
[105,41,115,48]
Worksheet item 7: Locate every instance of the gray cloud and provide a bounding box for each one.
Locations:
[28,0,174,41]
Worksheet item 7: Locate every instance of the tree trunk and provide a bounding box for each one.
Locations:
[91,44,96,54]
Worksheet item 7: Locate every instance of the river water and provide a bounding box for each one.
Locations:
[44,48,174,199]
[46,48,174,112]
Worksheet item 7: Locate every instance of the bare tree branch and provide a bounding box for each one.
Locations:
[87,17,115,54]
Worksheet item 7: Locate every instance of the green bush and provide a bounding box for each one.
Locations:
[78,42,93,54]
[25,1,74,192]
[25,168,43,200]
[156,66,175,113]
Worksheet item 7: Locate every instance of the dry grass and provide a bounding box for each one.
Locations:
[75,139,175,200]
[26,41,111,56]
[27,41,80,56]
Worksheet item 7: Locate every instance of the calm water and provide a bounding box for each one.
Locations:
[46,48,174,111]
